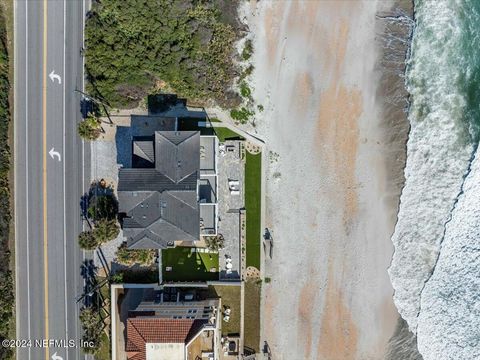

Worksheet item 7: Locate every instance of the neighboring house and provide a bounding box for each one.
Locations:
[118,116,218,249]
[125,294,220,360]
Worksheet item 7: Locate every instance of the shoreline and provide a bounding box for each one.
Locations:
[375,1,425,359]
[240,0,418,358]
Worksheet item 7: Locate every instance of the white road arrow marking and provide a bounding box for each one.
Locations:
[49,70,62,84]
[51,352,63,360]
[49,147,62,162]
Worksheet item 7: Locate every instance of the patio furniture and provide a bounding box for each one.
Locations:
[226,263,233,270]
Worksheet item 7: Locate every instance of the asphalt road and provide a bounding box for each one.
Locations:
[14,1,90,359]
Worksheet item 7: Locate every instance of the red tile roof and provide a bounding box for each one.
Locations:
[126,318,202,360]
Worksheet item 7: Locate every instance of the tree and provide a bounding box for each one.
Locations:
[205,234,225,252]
[78,231,98,250]
[77,113,102,141]
[93,219,119,244]
[87,195,118,221]
[84,0,242,108]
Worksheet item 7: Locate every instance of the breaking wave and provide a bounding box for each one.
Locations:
[389,0,480,359]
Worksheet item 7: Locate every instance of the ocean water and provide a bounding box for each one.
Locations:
[389,0,480,359]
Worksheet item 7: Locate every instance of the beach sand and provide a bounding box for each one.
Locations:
[240,1,415,359]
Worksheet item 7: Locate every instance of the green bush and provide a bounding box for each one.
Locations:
[85,0,242,109]
[78,231,99,250]
[79,308,102,354]
[241,39,253,61]
[230,107,254,124]
[78,113,102,141]
[240,82,251,98]
[115,242,156,266]
[241,64,254,79]
[88,195,118,222]
[93,219,120,244]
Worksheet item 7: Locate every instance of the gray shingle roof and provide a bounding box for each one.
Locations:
[130,115,177,136]
[118,170,197,192]
[133,141,155,164]
[118,118,201,249]
[155,131,200,183]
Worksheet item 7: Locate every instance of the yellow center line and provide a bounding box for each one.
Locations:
[42,0,49,359]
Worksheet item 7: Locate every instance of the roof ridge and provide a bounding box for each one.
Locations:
[165,190,197,210]
[155,130,198,145]
[126,319,146,352]
[148,217,198,241]
[124,191,157,216]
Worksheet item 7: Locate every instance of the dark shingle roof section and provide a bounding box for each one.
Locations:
[118,117,201,249]
[130,115,177,136]
[155,131,200,183]
[133,141,155,164]
[118,170,197,192]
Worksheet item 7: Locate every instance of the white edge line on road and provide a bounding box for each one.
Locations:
[25,2,32,358]
[63,1,69,359]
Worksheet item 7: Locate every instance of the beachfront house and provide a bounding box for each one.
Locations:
[117,115,218,249]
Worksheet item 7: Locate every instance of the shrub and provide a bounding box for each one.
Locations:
[241,39,253,61]
[240,82,251,98]
[88,195,118,222]
[242,64,254,79]
[115,242,156,266]
[230,107,254,124]
[78,231,99,250]
[79,307,102,354]
[78,113,102,140]
[93,219,120,244]
[204,234,225,252]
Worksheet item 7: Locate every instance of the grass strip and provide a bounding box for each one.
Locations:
[245,152,261,269]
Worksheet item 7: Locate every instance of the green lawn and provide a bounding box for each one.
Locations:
[244,279,261,353]
[214,127,244,142]
[245,152,262,269]
[208,285,241,336]
[162,247,219,282]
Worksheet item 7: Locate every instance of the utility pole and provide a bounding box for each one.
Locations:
[75,88,113,124]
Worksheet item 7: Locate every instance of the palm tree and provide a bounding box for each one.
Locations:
[93,219,119,244]
[88,194,118,221]
[78,231,98,250]
[77,113,102,140]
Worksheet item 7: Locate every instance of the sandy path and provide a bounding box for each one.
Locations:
[244,1,404,359]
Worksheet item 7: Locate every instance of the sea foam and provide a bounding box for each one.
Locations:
[416,144,480,359]
[389,0,478,336]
